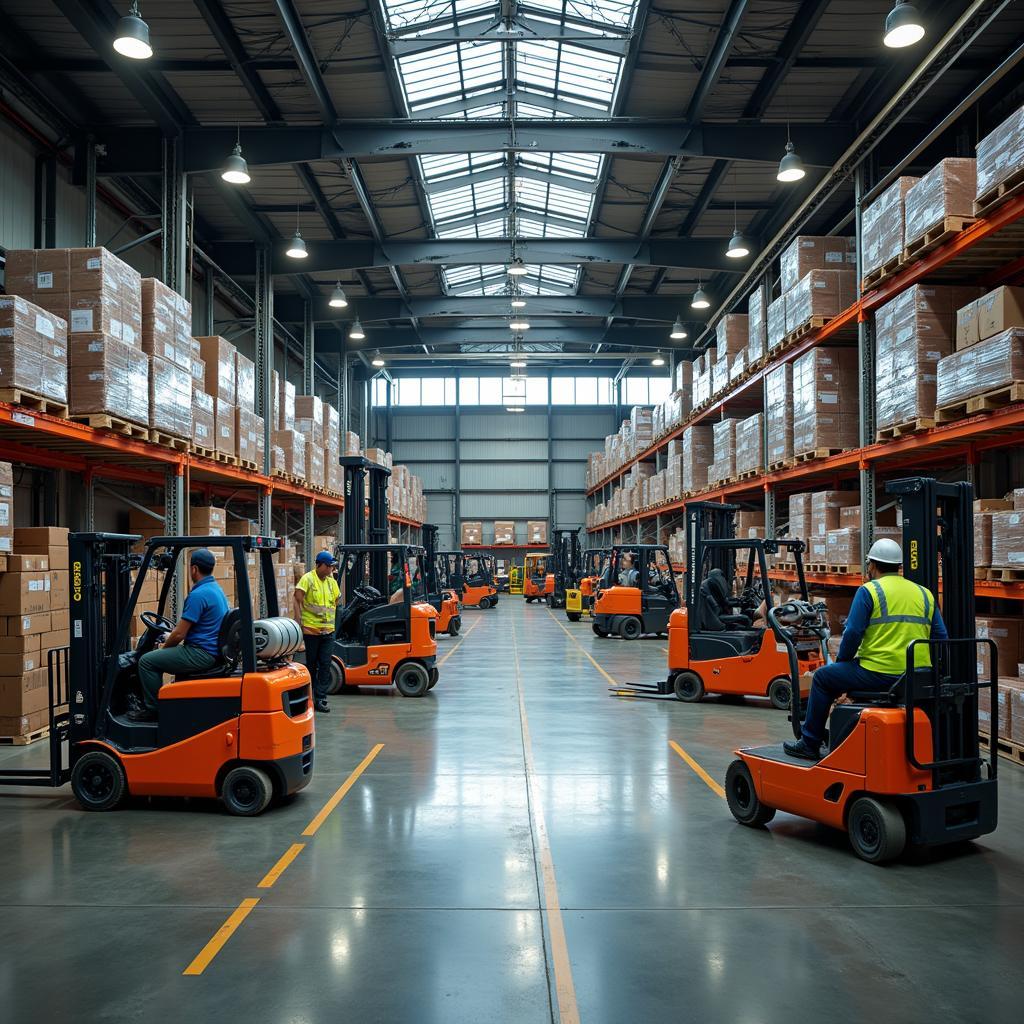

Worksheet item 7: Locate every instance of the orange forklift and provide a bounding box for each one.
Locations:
[0,533,314,815]
[439,550,498,609]
[726,478,998,864]
[591,543,679,639]
[327,454,439,696]
[523,551,553,603]
[612,502,823,705]
[548,529,581,610]
[422,524,462,635]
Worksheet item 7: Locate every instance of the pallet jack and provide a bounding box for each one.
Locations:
[565,547,609,621]
[523,551,553,603]
[591,543,679,639]
[548,529,582,611]
[0,533,314,815]
[421,524,462,635]
[725,477,998,864]
[327,455,439,697]
[610,502,824,704]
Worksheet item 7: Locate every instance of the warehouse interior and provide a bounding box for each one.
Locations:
[1,0,1024,1020]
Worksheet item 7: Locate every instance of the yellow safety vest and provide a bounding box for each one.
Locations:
[857,574,935,675]
[296,570,340,633]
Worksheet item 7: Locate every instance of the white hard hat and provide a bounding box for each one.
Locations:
[867,538,903,566]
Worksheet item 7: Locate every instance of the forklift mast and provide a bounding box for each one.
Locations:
[340,455,392,593]
[685,501,739,611]
[422,524,442,596]
[552,529,581,587]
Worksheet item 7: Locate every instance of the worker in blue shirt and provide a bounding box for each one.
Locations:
[128,548,229,722]
[784,537,948,760]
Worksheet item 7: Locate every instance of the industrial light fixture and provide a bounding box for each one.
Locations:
[509,317,530,331]
[507,256,528,277]
[328,282,348,308]
[221,132,250,185]
[691,284,711,310]
[669,317,687,340]
[113,2,153,60]
[506,406,525,413]
[510,358,528,368]
[510,297,527,309]
[349,319,365,341]
[883,1,925,48]
[651,352,666,367]
[725,195,752,259]
[285,232,307,259]
[777,139,805,183]
[371,350,385,367]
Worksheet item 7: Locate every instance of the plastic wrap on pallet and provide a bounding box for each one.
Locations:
[936,327,1024,407]
[735,412,763,476]
[825,528,860,567]
[234,351,255,411]
[235,407,260,465]
[141,277,192,370]
[780,235,856,293]
[307,445,325,489]
[764,362,793,465]
[712,353,730,396]
[272,429,306,479]
[747,288,766,365]
[196,336,237,405]
[975,104,1024,200]
[681,424,714,492]
[192,388,215,451]
[709,418,738,483]
[729,349,746,383]
[784,270,856,336]
[904,158,977,247]
[0,295,68,402]
[214,399,236,457]
[975,511,994,567]
[323,402,340,449]
[278,376,296,430]
[767,294,787,352]
[990,510,1024,567]
[674,358,693,411]
[792,347,858,456]
[148,354,192,437]
[716,314,748,362]
[862,176,919,277]
[68,335,148,424]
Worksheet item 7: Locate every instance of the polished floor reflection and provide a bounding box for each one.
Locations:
[0,598,1022,1021]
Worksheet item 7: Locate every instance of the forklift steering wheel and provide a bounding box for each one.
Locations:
[140,610,176,633]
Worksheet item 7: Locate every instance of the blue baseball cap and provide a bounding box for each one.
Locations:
[315,550,337,566]
[190,548,216,571]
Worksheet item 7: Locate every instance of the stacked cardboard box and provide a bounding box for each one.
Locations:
[716,315,748,364]
[149,354,192,439]
[140,278,192,371]
[808,490,859,563]
[784,269,856,336]
[527,521,548,545]
[197,336,238,458]
[69,334,149,427]
[0,463,12,555]
[712,353,730,396]
[680,424,713,493]
[272,429,306,479]
[903,158,977,248]
[735,413,763,476]
[990,509,1024,568]
[747,288,766,366]
[764,363,793,466]
[975,104,1024,203]
[494,521,515,545]
[461,521,483,546]
[0,296,68,405]
[278,375,296,430]
[792,347,858,456]
[936,327,1024,409]
[780,235,856,292]
[956,286,1024,351]
[974,497,1011,568]
[862,176,920,278]
[708,418,738,485]
[788,493,812,549]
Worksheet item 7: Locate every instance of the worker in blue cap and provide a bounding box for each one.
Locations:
[294,550,341,713]
[128,548,229,722]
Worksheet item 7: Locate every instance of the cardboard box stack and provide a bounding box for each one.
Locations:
[680,424,714,493]
[808,490,859,564]
[767,294,787,352]
[974,497,1011,568]
[780,235,856,294]
[494,521,515,545]
[784,269,856,336]
[903,158,977,249]
[708,418,738,486]
[788,493,812,552]
[0,295,68,406]
[735,413,763,477]
[0,463,11,556]
[764,362,793,467]
[862,176,920,279]
[936,326,1024,410]
[197,336,237,459]
[974,104,1024,205]
[527,521,548,545]
[792,347,858,456]
[955,286,1024,352]
[748,288,766,366]
[461,521,483,546]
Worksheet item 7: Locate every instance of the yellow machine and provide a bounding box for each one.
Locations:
[565,587,586,620]
[509,565,524,595]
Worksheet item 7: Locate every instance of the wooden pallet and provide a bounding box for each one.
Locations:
[239,458,259,472]
[0,389,69,418]
[190,443,219,461]
[974,166,1024,217]
[794,447,844,463]
[150,430,190,452]
[826,564,860,575]
[902,215,977,263]
[783,315,833,347]
[767,459,794,473]
[0,724,49,746]
[807,564,829,574]
[984,566,1024,582]
[936,381,1024,423]
[736,469,762,480]
[974,567,993,580]
[70,413,149,439]
[979,730,1024,768]
[875,416,936,441]
[861,254,904,293]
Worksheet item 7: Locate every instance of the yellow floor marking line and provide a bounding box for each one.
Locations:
[669,739,725,799]
[183,898,261,976]
[660,646,669,654]
[512,622,580,1024]
[303,742,385,837]
[545,608,620,689]
[257,842,306,889]
[437,615,481,667]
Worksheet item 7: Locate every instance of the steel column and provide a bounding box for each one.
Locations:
[855,165,877,569]
[84,136,97,247]
[164,465,185,616]
[161,136,187,293]
[255,247,274,551]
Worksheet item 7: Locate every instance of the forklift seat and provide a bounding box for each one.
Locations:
[175,608,243,681]
[700,570,753,631]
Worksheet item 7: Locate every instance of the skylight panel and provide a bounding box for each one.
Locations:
[519,0,637,30]
[382,0,496,32]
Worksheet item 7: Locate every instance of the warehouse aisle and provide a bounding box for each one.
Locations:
[1,599,1023,1021]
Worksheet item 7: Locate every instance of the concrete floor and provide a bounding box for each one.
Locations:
[1,597,1023,1022]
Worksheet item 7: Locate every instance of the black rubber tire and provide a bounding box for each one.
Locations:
[673,670,705,703]
[524,597,533,604]
[725,759,776,827]
[567,612,581,622]
[428,667,439,690]
[619,616,643,640]
[848,797,907,864]
[448,616,461,636]
[592,623,608,637]
[395,660,431,697]
[222,765,274,816]
[328,658,358,695]
[71,750,128,812]
[546,595,554,608]
[768,676,793,710]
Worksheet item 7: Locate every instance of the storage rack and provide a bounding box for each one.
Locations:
[586,193,1024,601]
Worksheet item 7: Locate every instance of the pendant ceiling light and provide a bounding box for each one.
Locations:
[349,319,365,341]
[883,1,925,48]
[328,283,348,308]
[113,2,153,60]
[776,139,805,183]
[669,318,687,340]
[691,284,711,310]
[221,131,250,185]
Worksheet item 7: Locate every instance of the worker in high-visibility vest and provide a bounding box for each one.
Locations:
[784,538,948,761]
[294,551,341,714]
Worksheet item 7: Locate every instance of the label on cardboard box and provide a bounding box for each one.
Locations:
[86,257,101,270]
[36,271,53,289]
[70,309,94,332]
[35,314,55,339]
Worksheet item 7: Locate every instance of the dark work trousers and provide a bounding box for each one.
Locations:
[801,660,900,745]
[303,631,335,702]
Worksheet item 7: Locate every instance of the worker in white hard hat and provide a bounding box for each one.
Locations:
[783,536,948,760]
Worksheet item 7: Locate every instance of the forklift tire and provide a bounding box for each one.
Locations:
[448,617,461,636]
[72,750,128,811]
[395,661,431,697]
[768,676,793,710]
[327,658,358,695]
[592,624,608,637]
[725,759,776,827]
[524,597,532,604]
[222,765,274,817]
[567,612,581,622]
[847,797,907,864]
[619,616,643,640]
[428,667,439,690]
[673,671,705,702]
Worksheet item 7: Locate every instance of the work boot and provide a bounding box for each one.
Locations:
[126,705,157,723]
[783,737,821,761]
[315,699,331,714]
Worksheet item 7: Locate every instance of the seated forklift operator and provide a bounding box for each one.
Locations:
[783,538,947,760]
[128,548,229,723]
